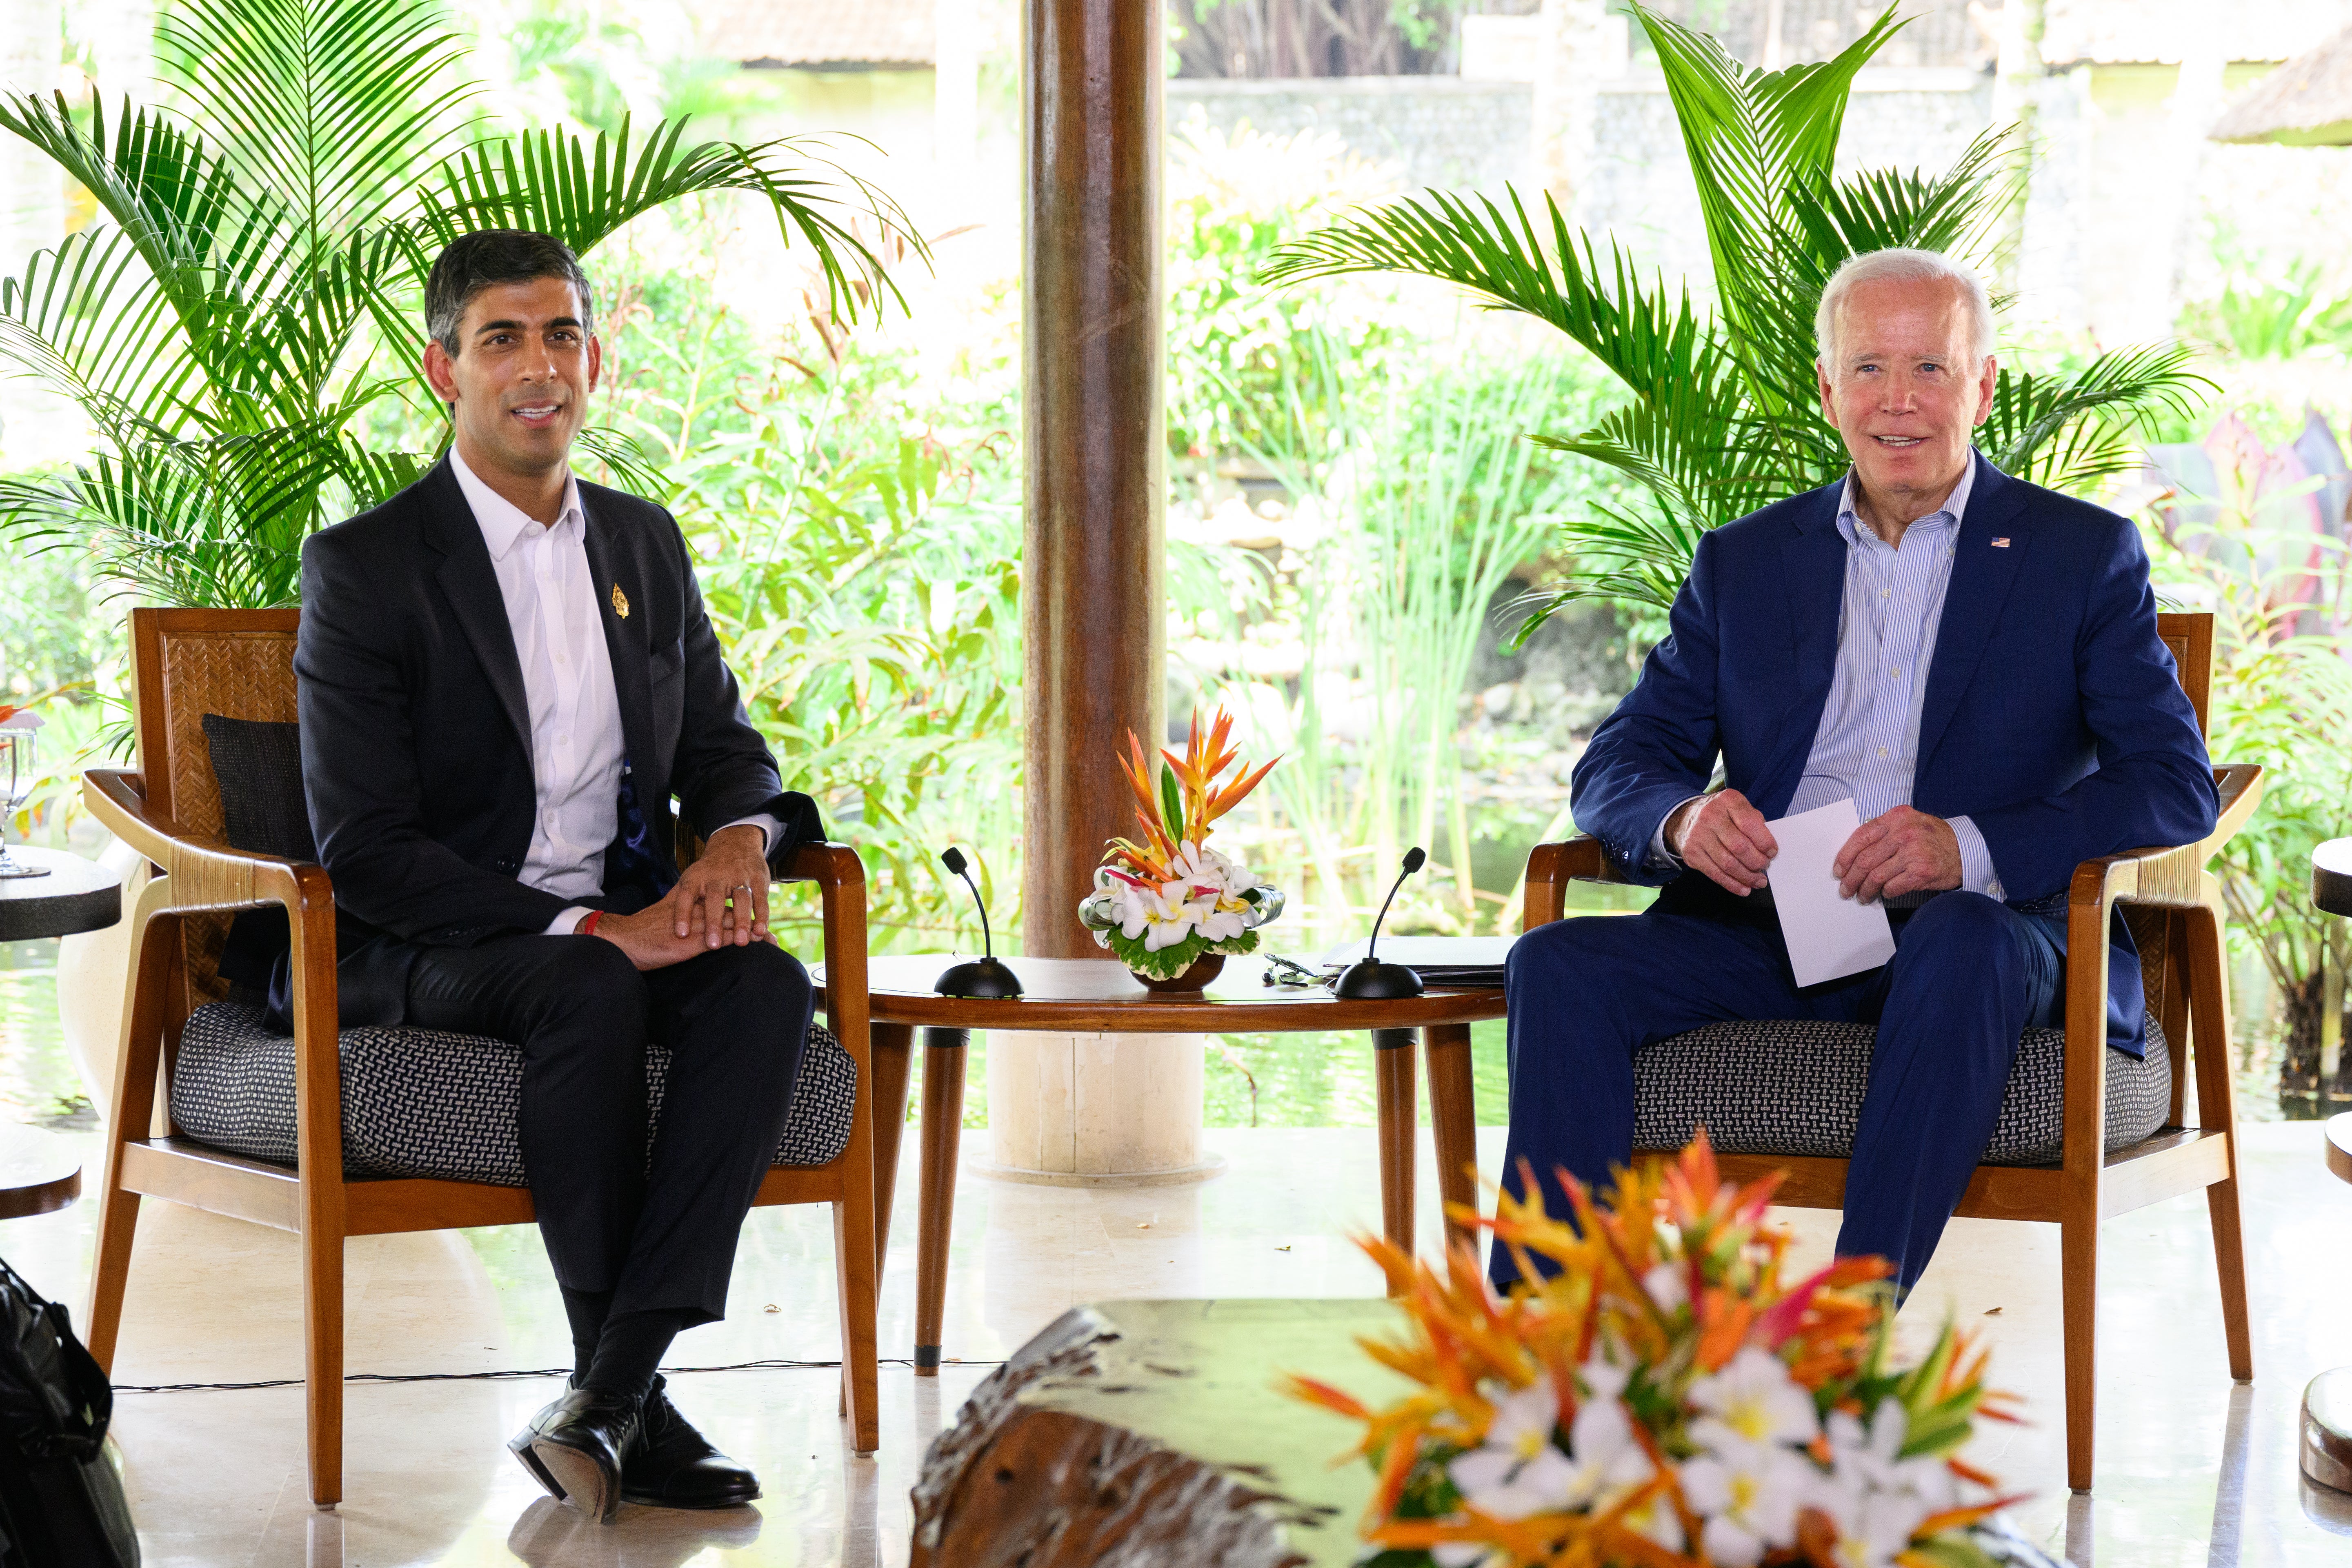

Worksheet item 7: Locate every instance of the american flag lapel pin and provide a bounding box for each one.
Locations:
[1990,537,2011,548]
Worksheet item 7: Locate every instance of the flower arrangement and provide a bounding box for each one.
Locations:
[1284,1136,2043,1568]
[1079,708,1284,982]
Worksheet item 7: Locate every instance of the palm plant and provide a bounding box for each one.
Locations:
[1263,2,2208,624]
[0,0,916,609]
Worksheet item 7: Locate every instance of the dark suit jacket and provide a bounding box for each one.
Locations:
[1569,451,2219,1055]
[294,455,823,1024]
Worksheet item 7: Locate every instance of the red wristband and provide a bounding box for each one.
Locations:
[580,910,603,938]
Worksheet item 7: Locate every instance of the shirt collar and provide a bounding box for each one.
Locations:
[448,443,586,562]
[1835,448,1976,548]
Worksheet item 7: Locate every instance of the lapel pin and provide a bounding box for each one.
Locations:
[610,583,630,618]
[1990,537,2010,548]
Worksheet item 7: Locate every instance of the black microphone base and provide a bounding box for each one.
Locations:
[935,956,1023,998]
[1332,959,1424,1000]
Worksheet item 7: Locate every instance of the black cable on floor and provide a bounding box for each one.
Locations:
[112,1357,1007,1394]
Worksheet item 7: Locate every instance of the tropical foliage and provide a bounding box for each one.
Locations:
[1286,1136,2034,1568]
[1265,2,2207,623]
[0,0,915,609]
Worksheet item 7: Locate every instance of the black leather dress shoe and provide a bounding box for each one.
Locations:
[621,1376,761,1509]
[507,1387,643,1523]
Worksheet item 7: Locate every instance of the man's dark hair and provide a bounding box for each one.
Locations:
[424,229,595,356]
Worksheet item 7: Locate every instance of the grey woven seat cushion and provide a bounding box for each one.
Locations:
[1631,1014,2171,1168]
[170,1001,856,1183]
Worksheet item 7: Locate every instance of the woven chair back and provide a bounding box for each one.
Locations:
[129,607,301,1000]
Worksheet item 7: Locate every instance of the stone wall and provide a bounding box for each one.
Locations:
[1167,77,1534,194]
[1170,73,1996,289]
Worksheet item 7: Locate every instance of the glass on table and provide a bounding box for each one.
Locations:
[0,728,47,879]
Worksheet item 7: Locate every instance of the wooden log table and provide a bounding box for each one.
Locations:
[909,1298,1403,1568]
[813,954,1507,1372]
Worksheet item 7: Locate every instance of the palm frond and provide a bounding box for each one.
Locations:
[155,0,474,252]
[0,227,203,434]
[1263,187,1726,405]
[414,120,923,322]
[1980,345,2213,491]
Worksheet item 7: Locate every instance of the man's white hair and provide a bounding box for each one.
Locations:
[1814,247,1995,375]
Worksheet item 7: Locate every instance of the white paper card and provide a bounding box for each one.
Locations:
[1765,798,1895,988]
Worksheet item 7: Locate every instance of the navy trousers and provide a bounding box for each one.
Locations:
[1493,885,2065,1293]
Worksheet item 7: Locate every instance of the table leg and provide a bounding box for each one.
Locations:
[869,1023,915,1282]
[915,1027,968,1375]
[1423,1023,1477,1262]
[1372,1028,1416,1296]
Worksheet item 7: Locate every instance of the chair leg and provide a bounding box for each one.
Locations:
[1372,1030,1417,1296]
[832,1188,881,1452]
[303,1223,345,1507]
[1422,1024,1478,1261]
[913,1029,967,1377]
[2189,900,2255,1381]
[2061,1209,2097,1494]
[85,899,174,1370]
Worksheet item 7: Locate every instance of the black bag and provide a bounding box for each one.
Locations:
[0,1256,138,1568]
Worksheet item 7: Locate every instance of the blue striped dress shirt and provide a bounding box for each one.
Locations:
[1654,456,2003,904]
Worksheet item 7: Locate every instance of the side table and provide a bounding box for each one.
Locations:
[0,844,116,1219]
[814,954,1507,1372]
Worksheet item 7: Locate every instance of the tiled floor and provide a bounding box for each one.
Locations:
[3,1121,2351,1565]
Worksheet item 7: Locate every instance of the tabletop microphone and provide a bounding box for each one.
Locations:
[934,846,1022,998]
[1334,847,1427,999]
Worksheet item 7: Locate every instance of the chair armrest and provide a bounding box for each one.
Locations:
[775,840,866,891]
[84,769,347,1187]
[1522,835,1625,932]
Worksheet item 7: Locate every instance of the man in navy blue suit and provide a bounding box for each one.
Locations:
[1496,247,2219,1294]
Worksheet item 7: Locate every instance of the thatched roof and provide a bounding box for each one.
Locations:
[2211,22,2352,146]
[698,0,934,69]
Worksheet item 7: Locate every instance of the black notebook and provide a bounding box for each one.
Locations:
[1315,935,1516,988]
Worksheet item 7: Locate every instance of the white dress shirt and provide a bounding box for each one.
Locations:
[1650,457,2001,903]
[450,447,773,935]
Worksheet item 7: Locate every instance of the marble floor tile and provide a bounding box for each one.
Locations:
[2,1121,2350,1564]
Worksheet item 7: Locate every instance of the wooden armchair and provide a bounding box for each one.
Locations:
[1520,612,2260,1493]
[79,607,880,1507]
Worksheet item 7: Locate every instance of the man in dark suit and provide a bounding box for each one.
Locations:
[297,230,822,1519]
[1496,247,2219,1295]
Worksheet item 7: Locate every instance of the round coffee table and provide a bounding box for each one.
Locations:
[0,844,120,941]
[814,953,1508,1373]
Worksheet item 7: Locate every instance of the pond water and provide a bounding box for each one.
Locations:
[0,939,96,1129]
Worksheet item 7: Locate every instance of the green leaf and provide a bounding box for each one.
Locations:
[1160,763,1187,845]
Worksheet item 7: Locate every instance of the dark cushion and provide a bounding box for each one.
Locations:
[1631,1013,2172,1168]
[167,1003,857,1181]
[199,714,315,861]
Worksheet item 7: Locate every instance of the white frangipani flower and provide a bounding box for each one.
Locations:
[1642,1261,1690,1312]
[1688,1345,1820,1454]
[1680,1433,1814,1566]
[1447,1383,1578,1521]
[1807,1403,1961,1568]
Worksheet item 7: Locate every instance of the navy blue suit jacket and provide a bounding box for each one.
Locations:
[1569,451,2219,1054]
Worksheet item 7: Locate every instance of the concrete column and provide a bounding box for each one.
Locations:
[977,1029,1223,1186]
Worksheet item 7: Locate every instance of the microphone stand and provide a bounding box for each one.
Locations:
[934,847,1023,998]
[1334,847,1427,999]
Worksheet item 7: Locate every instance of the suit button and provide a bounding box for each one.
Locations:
[495,856,518,874]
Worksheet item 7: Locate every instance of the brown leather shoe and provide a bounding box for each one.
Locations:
[507,1387,643,1523]
[620,1376,760,1510]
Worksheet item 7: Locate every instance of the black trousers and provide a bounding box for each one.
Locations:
[400,934,812,1325]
